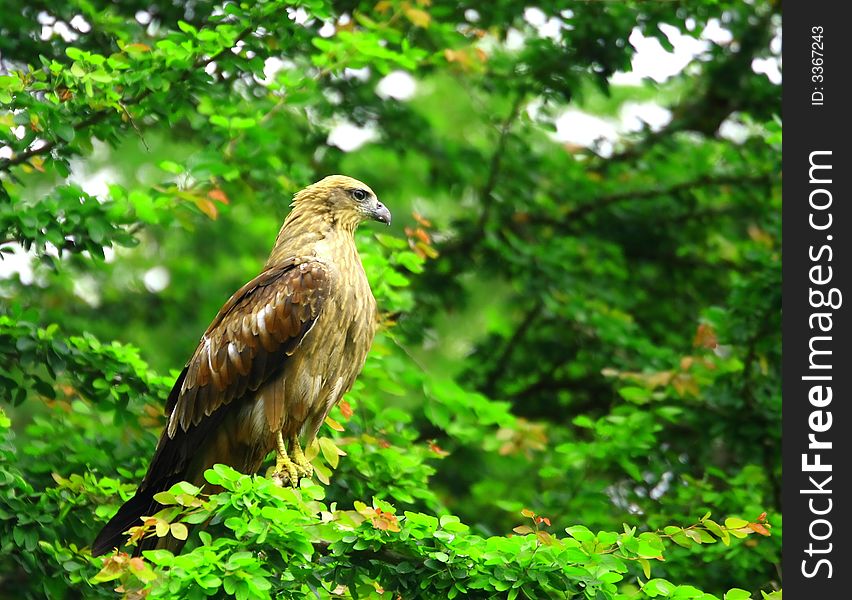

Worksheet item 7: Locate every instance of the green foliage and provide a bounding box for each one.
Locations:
[79,467,773,599]
[1,0,780,598]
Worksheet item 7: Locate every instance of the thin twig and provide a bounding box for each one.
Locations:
[530,173,773,227]
[482,300,543,397]
[476,92,526,231]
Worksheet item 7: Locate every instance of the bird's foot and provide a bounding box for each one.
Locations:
[271,432,300,487]
[289,437,314,479]
[271,452,299,487]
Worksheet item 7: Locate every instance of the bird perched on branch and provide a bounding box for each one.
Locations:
[92,175,391,557]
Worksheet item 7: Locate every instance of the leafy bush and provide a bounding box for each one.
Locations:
[1,0,781,598]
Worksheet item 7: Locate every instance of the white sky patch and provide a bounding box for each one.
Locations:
[619,102,672,133]
[611,25,709,85]
[0,243,35,285]
[770,29,781,54]
[524,97,544,120]
[505,28,525,51]
[343,67,371,82]
[29,139,50,153]
[554,109,619,157]
[327,121,378,152]
[752,57,782,84]
[318,21,336,38]
[538,17,562,41]
[323,88,343,105]
[69,148,117,198]
[702,18,734,45]
[0,146,12,160]
[143,266,171,293]
[73,274,101,306]
[524,7,562,40]
[524,7,547,27]
[551,102,672,155]
[376,71,417,100]
[718,114,750,144]
[286,6,310,26]
[69,14,91,33]
[262,56,293,84]
[79,168,115,197]
[52,21,79,42]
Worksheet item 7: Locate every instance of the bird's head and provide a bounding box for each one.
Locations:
[292,175,391,230]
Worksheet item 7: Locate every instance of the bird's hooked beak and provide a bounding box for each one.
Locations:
[372,201,392,226]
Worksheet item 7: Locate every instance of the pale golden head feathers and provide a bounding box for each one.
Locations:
[290,175,391,230]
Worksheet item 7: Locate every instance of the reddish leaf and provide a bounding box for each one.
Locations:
[371,508,400,533]
[129,557,146,572]
[195,198,219,220]
[207,188,229,204]
[404,6,431,27]
[428,440,449,457]
[535,530,554,545]
[693,323,718,349]
[412,211,432,227]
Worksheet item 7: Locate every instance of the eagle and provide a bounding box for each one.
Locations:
[92,175,391,556]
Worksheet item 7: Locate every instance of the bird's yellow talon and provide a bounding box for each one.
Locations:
[272,432,300,487]
[288,436,314,478]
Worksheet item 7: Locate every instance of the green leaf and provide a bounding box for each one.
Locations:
[158,160,184,174]
[645,578,675,598]
[618,386,651,403]
[65,47,86,61]
[565,525,595,543]
[169,522,188,540]
[724,517,749,529]
[177,20,198,35]
[318,436,343,469]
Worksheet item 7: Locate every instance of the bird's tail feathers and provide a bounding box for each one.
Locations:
[90,474,182,557]
[91,403,254,557]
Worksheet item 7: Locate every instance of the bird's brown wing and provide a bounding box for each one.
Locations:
[92,259,330,557]
[163,258,330,440]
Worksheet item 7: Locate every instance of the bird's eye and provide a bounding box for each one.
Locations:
[351,189,368,201]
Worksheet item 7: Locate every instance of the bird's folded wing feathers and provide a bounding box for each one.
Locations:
[165,259,330,438]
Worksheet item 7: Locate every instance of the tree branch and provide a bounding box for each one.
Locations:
[476,92,526,231]
[738,304,782,511]
[313,539,411,566]
[0,20,260,173]
[482,300,543,397]
[531,172,773,227]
